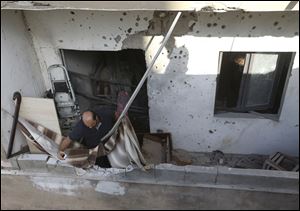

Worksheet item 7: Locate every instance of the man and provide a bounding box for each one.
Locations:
[219,53,246,108]
[58,107,114,168]
[228,54,245,107]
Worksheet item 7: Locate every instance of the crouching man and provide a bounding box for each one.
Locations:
[58,107,113,168]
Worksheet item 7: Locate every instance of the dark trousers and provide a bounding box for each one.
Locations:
[95,155,111,168]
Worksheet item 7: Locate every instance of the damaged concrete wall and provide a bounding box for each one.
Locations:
[146,11,299,156]
[1,10,46,157]
[1,1,299,12]
[144,11,299,156]
[11,10,300,156]
[23,10,153,89]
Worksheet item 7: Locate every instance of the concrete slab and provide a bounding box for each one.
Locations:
[184,165,217,184]
[7,157,20,170]
[17,154,49,171]
[4,156,299,195]
[117,166,156,183]
[216,166,299,193]
[1,174,299,210]
[155,163,186,183]
[46,158,75,174]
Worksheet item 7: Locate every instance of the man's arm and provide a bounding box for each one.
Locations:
[58,136,72,160]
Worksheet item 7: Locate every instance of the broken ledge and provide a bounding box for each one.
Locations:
[2,155,299,195]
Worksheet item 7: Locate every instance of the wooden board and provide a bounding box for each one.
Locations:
[18,97,62,153]
[19,97,62,135]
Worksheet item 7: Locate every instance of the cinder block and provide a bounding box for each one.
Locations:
[120,167,156,183]
[46,157,75,174]
[155,164,185,183]
[184,165,217,184]
[216,166,299,191]
[7,157,20,170]
[17,154,49,171]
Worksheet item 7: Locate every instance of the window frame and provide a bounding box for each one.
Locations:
[240,53,281,111]
[214,51,295,119]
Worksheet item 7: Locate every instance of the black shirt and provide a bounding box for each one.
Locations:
[68,107,114,149]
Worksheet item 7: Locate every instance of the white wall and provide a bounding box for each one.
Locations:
[1,10,46,156]
[18,10,300,156]
[146,12,299,156]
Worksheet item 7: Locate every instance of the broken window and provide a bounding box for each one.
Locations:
[215,52,295,117]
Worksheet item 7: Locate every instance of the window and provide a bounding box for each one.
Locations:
[215,52,294,117]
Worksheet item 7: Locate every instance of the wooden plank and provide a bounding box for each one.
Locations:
[19,97,61,154]
[264,160,286,171]
[18,97,62,154]
[18,97,62,135]
[275,155,285,165]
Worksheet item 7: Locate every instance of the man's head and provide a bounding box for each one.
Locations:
[234,55,245,66]
[82,111,100,128]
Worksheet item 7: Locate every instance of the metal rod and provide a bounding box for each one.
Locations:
[7,91,22,159]
[101,12,182,142]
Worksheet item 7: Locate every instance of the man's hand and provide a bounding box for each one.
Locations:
[57,151,66,160]
[58,136,72,160]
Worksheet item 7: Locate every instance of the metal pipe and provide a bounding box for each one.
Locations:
[6,91,22,159]
[101,12,182,142]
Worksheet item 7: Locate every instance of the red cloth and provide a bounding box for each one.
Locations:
[115,91,129,119]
